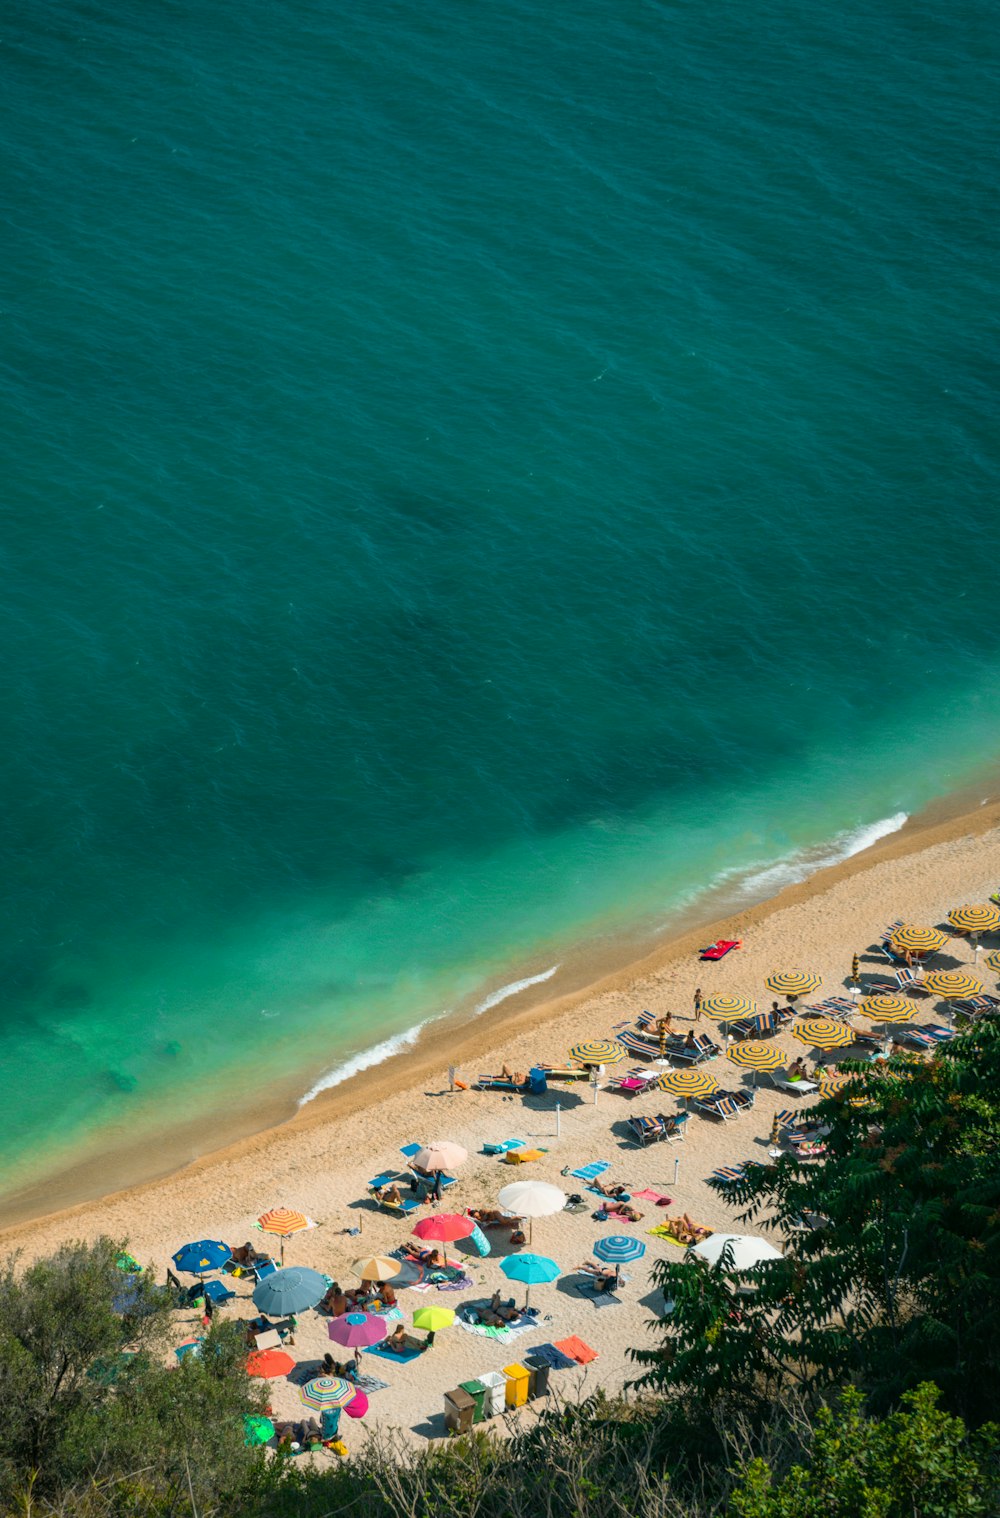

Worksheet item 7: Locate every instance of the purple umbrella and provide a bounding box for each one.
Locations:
[327,1312,389,1349]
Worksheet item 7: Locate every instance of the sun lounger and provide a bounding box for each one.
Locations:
[606,1067,660,1096]
[663,1034,720,1067]
[538,1065,593,1082]
[876,922,904,962]
[901,1024,954,1049]
[692,1093,740,1121]
[481,1139,524,1155]
[627,1114,665,1147]
[635,1010,657,1031]
[371,1189,422,1217]
[895,969,928,992]
[475,1075,521,1091]
[730,1011,778,1041]
[400,1142,422,1158]
[767,1070,820,1095]
[617,1030,662,1060]
[202,1278,235,1306]
[653,1111,687,1142]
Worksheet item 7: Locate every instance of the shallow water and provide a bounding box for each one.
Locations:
[2,0,998,1204]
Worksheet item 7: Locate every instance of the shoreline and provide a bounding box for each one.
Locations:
[3,778,999,1241]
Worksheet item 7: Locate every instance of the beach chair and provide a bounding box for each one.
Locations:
[729,1011,778,1041]
[894,968,928,992]
[876,922,905,962]
[627,1114,664,1147]
[538,1065,593,1082]
[692,1092,741,1122]
[202,1278,236,1307]
[474,1074,520,1091]
[653,1112,687,1142]
[617,1031,661,1060]
[664,1034,719,1067]
[635,1010,657,1031]
[767,1070,819,1095]
[710,1160,763,1183]
[606,1067,659,1097]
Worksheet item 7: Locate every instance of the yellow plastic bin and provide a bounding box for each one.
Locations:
[503,1362,530,1408]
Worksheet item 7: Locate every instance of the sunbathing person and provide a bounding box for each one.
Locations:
[373,1280,396,1307]
[661,1213,711,1245]
[319,1282,348,1316]
[683,1030,698,1050]
[787,1057,809,1080]
[229,1242,262,1267]
[499,1063,527,1085]
[591,1180,630,1198]
[380,1182,403,1206]
[488,1291,520,1322]
[598,1200,644,1222]
[578,1260,620,1292]
[469,1207,522,1228]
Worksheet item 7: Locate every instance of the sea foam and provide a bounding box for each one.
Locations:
[298,1015,440,1106]
[473,964,561,1015]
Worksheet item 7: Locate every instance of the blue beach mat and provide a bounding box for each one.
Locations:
[570,1161,611,1182]
[368,1341,425,1365]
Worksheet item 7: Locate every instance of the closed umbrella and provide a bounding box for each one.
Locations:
[500,1252,559,1308]
[792,1018,854,1050]
[252,1265,326,1317]
[299,1376,358,1412]
[412,1142,467,1172]
[256,1208,317,1264]
[497,1180,566,1243]
[656,1069,719,1098]
[569,1040,626,1066]
[764,971,821,1001]
[352,1255,400,1282]
[412,1214,474,1243]
[172,1240,231,1277]
[327,1312,389,1349]
[246,1349,296,1378]
[593,1234,645,1265]
[691,1233,782,1270]
[890,925,948,956]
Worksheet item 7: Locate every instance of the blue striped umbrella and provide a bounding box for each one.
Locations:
[593,1234,646,1265]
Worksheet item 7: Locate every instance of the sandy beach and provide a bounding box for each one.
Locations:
[3,798,999,1449]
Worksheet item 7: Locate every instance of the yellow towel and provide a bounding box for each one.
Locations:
[505,1147,545,1164]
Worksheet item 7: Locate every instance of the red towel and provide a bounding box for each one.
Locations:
[554,1336,599,1364]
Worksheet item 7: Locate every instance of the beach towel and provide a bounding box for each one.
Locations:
[585,1290,621,1309]
[454,1316,536,1344]
[353,1374,390,1395]
[587,1186,630,1202]
[631,1188,672,1204]
[554,1336,599,1364]
[503,1147,546,1164]
[482,1139,524,1155]
[570,1161,611,1182]
[370,1306,403,1323]
[367,1341,425,1365]
[525,1342,577,1370]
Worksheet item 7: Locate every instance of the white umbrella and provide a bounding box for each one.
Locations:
[497,1180,567,1243]
[691,1233,782,1270]
[412,1142,468,1172]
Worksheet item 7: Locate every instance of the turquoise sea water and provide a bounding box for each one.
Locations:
[3,0,999,1208]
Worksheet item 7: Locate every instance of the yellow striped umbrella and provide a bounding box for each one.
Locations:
[817,1071,856,1097]
[890,924,948,956]
[947,904,1000,935]
[922,970,985,1001]
[727,1041,785,1072]
[859,995,920,1024]
[764,970,822,999]
[985,949,1000,975]
[700,994,759,1023]
[792,1017,854,1050]
[569,1040,626,1066]
[656,1069,720,1098]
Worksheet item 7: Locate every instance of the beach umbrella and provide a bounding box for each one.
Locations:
[765,971,821,1001]
[256,1208,317,1264]
[727,1041,784,1072]
[327,1312,389,1349]
[352,1254,400,1282]
[172,1240,231,1277]
[890,924,948,956]
[691,1233,782,1271]
[656,1069,719,1098]
[594,1234,646,1265]
[246,1349,296,1378]
[569,1039,626,1066]
[500,1252,559,1308]
[985,948,1000,976]
[244,1415,275,1447]
[923,970,985,1002]
[700,994,759,1024]
[497,1180,566,1243]
[299,1375,358,1412]
[343,1389,368,1419]
[859,995,919,1023]
[792,1017,854,1050]
[412,1213,474,1243]
[412,1305,456,1333]
[817,1071,856,1097]
[115,1252,141,1273]
[948,904,1000,936]
[252,1265,327,1317]
[412,1141,467,1172]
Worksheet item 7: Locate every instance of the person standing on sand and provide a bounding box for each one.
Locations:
[851,953,861,995]
[693,988,702,1022]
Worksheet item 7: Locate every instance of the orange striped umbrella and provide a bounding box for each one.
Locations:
[257,1208,316,1263]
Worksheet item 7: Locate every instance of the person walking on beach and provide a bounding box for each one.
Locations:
[693,987,702,1023]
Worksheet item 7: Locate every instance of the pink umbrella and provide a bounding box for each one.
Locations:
[343,1389,369,1419]
[412,1213,475,1243]
[327,1312,389,1349]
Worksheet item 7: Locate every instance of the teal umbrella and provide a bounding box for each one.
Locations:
[252,1266,326,1317]
[499,1252,559,1308]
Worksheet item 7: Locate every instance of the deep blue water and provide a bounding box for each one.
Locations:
[2,0,998,1203]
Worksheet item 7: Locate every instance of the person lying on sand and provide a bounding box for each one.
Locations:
[578,1260,621,1292]
[597,1200,644,1222]
[488,1291,520,1322]
[469,1207,524,1228]
[661,1214,711,1245]
[591,1180,630,1198]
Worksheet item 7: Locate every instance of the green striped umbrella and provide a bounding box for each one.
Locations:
[859,994,919,1024]
[727,1041,784,1072]
[792,1017,854,1050]
[922,970,985,1001]
[947,904,1000,935]
[700,994,759,1023]
[890,924,948,955]
[656,1069,719,1098]
[764,970,822,999]
[569,1040,626,1066]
